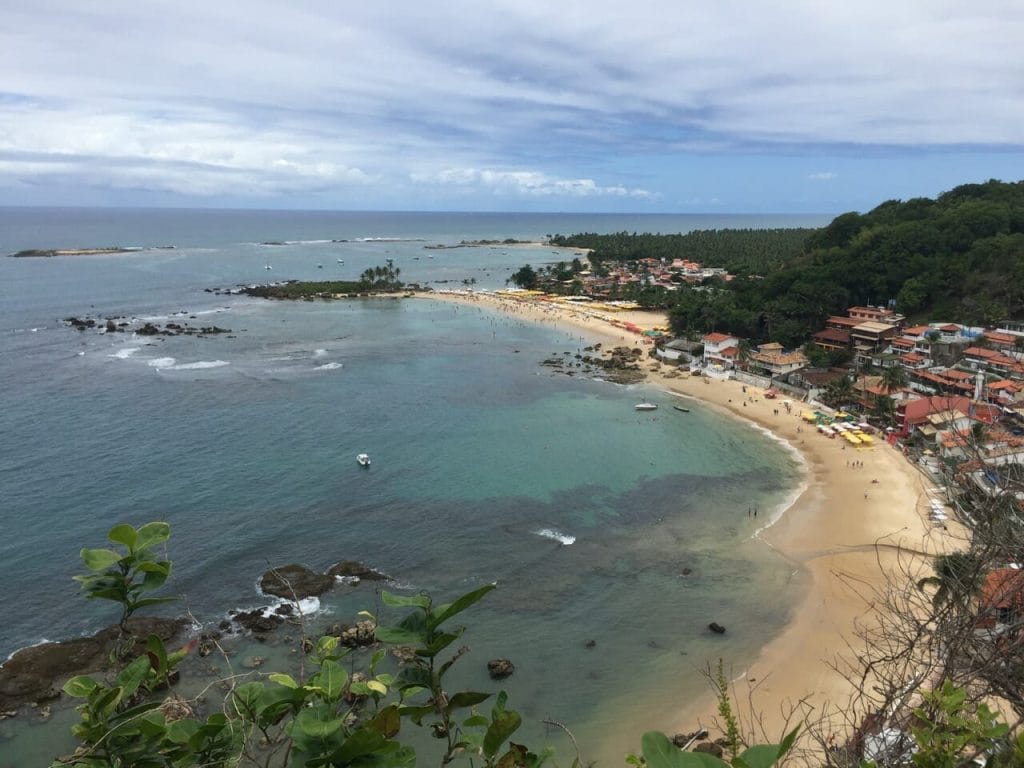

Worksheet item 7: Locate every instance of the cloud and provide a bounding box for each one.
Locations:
[0,1,1022,208]
[410,167,654,199]
[808,172,838,181]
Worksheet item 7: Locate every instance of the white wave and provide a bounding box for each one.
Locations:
[534,528,576,545]
[169,360,229,370]
[148,357,176,368]
[313,348,328,357]
[354,237,425,242]
[110,347,141,359]
[257,596,322,618]
[315,362,343,371]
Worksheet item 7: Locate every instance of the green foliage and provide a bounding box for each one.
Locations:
[60,524,813,768]
[618,179,1024,343]
[510,264,539,290]
[908,681,1016,768]
[73,522,176,631]
[549,229,815,275]
[636,726,798,768]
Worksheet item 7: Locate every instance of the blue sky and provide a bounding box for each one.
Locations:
[2,1,1022,213]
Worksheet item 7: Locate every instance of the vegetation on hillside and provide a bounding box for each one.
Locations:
[544,180,1024,347]
[549,229,815,275]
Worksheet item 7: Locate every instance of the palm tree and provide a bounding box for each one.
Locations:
[916,552,986,610]
[881,365,909,394]
[824,375,856,408]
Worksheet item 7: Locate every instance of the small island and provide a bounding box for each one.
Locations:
[9,247,144,258]
[240,264,405,299]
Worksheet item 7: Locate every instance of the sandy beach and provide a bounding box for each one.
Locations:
[420,289,962,751]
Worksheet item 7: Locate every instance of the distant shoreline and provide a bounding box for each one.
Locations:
[8,246,167,258]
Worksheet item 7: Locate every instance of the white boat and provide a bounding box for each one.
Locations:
[634,403,658,411]
[357,453,371,467]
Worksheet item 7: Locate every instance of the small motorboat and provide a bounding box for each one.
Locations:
[634,403,658,411]
[673,405,690,413]
[357,453,371,467]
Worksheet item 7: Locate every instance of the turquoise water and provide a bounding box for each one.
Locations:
[0,209,819,765]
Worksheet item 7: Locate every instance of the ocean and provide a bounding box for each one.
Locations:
[0,208,827,765]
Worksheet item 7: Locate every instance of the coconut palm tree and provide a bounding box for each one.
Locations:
[881,364,909,394]
[916,551,986,610]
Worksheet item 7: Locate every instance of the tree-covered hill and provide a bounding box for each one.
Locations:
[550,228,815,274]
[665,179,1024,345]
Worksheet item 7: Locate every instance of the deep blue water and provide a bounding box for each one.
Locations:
[0,208,824,765]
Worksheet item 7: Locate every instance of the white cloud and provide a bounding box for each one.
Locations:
[0,1,1022,206]
[411,167,654,199]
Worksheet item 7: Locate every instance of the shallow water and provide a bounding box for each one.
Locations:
[0,208,820,766]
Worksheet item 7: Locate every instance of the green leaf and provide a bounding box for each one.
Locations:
[429,582,497,630]
[134,522,171,550]
[80,548,123,571]
[642,731,730,768]
[63,675,98,698]
[398,704,435,726]
[381,591,432,609]
[447,691,491,713]
[107,524,138,549]
[231,682,265,715]
[483,709,522,758]
[145,634,168,676]
[130,596,178,611]
[463,714,489,728]
[374,626,426,645]
[367,680,388,695]
[115,655,152,698]
[737,744,785,768]
[312,658,348,701]
[370,704,402,739]
[329,725,388,762]
[418,630,461,658]
[269,673,299,689]
[294,707,344,739]
[166,718,200,744]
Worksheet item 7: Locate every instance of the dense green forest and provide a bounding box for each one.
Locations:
[553,180,1024,347]
[550,228,815,274]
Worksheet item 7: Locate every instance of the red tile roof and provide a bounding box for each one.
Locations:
[703,332,734,343]
[981,568,1024,613]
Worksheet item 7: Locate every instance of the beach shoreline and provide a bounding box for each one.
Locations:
[418,289,960,750]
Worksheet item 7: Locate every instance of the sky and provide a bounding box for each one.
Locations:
[2,1,1023,214]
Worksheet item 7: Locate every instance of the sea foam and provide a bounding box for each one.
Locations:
[315,362,343,371]
[533,528,576,545]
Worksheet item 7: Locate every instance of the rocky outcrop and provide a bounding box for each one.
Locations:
[327,561,388,581]
[0,617,188,711]
[259,564,337,600]
[707,622,727,635]
[487,658,515,680]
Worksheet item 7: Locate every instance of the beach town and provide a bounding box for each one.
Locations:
[423,282,1024,747]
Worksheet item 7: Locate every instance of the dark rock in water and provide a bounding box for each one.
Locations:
[232,609,285,634]
[0,617,187,711]
[672,729,709,749]
[337,620,376,647]
[137,322,161,336]
[681,567,693,576]
[487,658,515,680]
[693,742,724,757]
[585,639,596,648]
[708,622,727,635]
[259,563,336,599]
[327,561,388,582]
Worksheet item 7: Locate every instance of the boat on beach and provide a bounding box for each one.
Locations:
[634,403,658,411]
[357,453,371,467]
